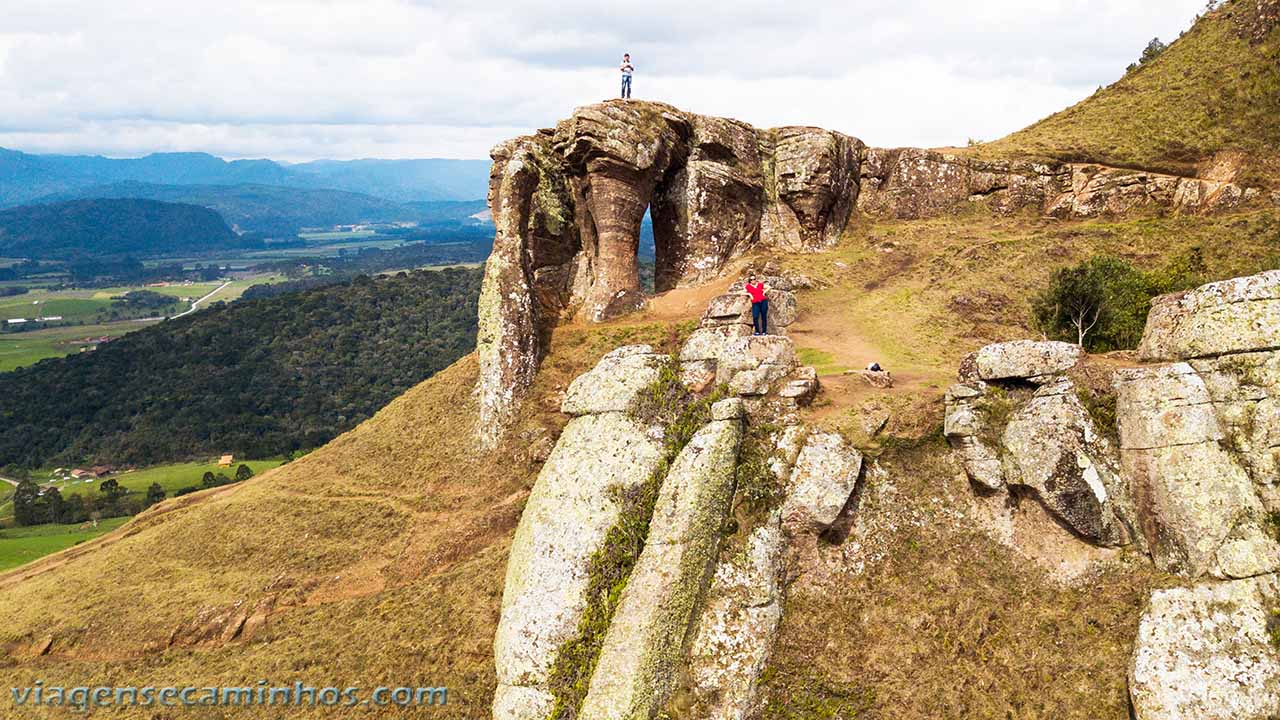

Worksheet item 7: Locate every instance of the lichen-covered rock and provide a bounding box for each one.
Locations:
[970,340,1082,381]
[711,397,745,421]
[651,115,763,290]
[1129,575,1280,720]
[562,345,672,416]
[1115,363,1280,578]
[1000,379,1134,546]
[716,335,797,388]
[493,412,666,719]
[943,383,1005,491]
[782,431,863,532]
[702,293,753,327]
[680,325,751,364]
[1192,351,1280,508]
[578,418,741,720]
[686,513,786,720]
[760,127,862,252]
[1139,270,1280,361]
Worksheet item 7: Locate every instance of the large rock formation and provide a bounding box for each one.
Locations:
[578,416,741,719]
[476,101,861,446]
[492,347,670,719]
[1129,575,1280,720]
[858,148,1267,220]
[944,341,1137,545]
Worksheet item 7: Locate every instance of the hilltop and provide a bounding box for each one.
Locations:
[975,0,1280,186]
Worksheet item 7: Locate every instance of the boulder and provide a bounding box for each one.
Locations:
[1115,364,1280,578]
[1191,351,1280,507]
[579,418,741,720]
[729,368,772,396]
[999,380,1134,546]
[849,368,894,388]
[492,412,666,718]
[686,514,786,720]
[782,431,863,532]
[711,398,745,421]
[1129,575,1280,720]
[969,340,1082,381]
[680,324,752,364]
[702,293,753,327]
[562,345,671,416]
[1139,270,1280,361]
[716,335,797,387]
[943,383,1005,491]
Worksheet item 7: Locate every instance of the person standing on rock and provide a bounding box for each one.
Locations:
[620,53,634,98]
[744,274,769,335]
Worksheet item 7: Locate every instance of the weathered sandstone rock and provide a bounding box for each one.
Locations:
[943,382,1005,491]
[476,103,862,445]
[716,335,797,389]
[493,412,666,719]
[1115,363,1280,578]
[562,345,672,416]
[579,418,741,720]
[1000,379,1134,545]
[759,127,862,252]
[969,340,1082,381]
[686,513,786,720]
[1139,270,1280,361]
[782,431,863,532]
[1129,575,1280,720]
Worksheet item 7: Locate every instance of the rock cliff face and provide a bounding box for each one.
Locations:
[491,287,863,720]
[945,270,1280,718]
[858,148,1265,220]
[476,101,863,446]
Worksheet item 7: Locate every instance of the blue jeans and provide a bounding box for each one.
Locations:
[751,300,768,335]
[621,75,632,98]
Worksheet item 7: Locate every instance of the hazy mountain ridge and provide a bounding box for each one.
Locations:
[0,148,491,208]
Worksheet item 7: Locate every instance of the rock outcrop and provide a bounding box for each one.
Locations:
[492,348,669,719]
[945,341,1136,545]
[1139,269,1280,361]
[578,416,741,719]
[858,148,1266,220]
[476,101,859,446]
[1129,575,1280,720]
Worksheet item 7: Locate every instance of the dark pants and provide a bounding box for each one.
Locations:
[751,300,768,335]
[621,75,632,98]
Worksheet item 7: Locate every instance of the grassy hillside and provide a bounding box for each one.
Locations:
[1,206,1276,718]
[975,0,1280,185]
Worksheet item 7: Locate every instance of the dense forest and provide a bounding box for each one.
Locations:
[0,198,248,258]
[0,268,481,470]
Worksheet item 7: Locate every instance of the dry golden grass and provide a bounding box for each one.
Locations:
[0,205,1275,719]
[761,444,1178,720]
[971,0,1280,185]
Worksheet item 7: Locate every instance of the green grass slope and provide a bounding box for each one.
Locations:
[976,0,1280,185]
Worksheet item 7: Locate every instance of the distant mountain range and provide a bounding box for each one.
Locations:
[0,148,491,208]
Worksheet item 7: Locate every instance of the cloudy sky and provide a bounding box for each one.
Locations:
[0,0,1207,161]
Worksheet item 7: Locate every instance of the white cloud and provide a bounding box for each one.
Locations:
[0,0,1208,159]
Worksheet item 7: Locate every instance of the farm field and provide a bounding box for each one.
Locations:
[0,517,130,572]
[0,458,284,525]
[0,320,161,372]
[0,275,281,371]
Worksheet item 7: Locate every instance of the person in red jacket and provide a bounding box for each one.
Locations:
[743,274,769,335]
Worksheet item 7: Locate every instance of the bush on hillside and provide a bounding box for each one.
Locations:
[1032,250,1208,352]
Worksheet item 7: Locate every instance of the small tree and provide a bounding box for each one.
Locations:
[98,478,125,502]
[144,483,166,508]
[1032,255,1153,351]
[13,479,41,526]
[1140,37,1168,65]
[201,471,217,488]
[234,464,254,482]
